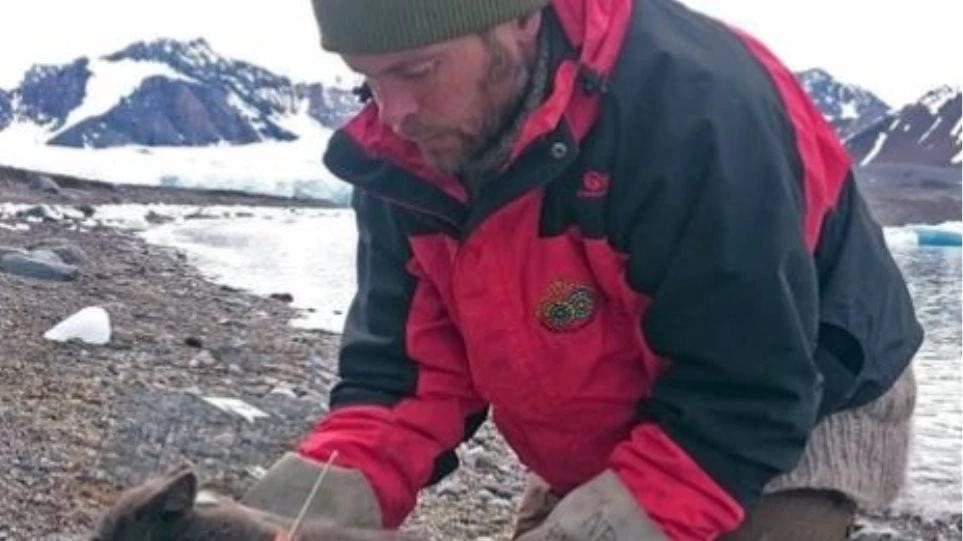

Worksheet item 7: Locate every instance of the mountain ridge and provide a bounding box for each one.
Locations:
[845,84,961,167]
[1,37,958,170]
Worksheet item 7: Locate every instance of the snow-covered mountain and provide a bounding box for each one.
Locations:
[0,38,361,148]
[0,38,363,204]
[795,68,891,139]
[846,85,962,167]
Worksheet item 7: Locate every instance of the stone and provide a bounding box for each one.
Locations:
[145,211,175,225]
[268,384,297,399]
[0,252,79,282]
[75,204,96,218]
[29,174,60,194]
[28,238,87,265]
[28,249,64,266]
[189,351,217,368]
[269,292,293,303]
[0,246,25,258]
[15,205,61,222]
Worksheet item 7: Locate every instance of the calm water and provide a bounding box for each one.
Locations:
[119,208,961,518]
[887,244,962,517]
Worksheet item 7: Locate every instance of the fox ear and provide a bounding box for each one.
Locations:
[145,467,198,516]
[167,461,195,476]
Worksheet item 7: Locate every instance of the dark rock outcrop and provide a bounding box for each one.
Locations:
[11,57,91,129]
[796,68,891,139]
[0,89,11,131]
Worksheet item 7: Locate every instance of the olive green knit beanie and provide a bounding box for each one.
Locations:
[311,0,551,54]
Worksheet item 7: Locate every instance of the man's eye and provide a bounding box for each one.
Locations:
[400,61,436,80]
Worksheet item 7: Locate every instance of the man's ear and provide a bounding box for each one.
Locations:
[146,467,198,515]
[518,9,542,39]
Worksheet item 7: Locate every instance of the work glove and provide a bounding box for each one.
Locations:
[240,452,383,530]
[514,470,669,541]
[513,473,562,537]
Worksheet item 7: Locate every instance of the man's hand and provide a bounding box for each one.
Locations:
[515,470,668,541]
[241,452,383,530]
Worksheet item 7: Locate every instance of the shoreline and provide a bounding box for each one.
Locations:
[0,171,960,540]
[0,164,342,208]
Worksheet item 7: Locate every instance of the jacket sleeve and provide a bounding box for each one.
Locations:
[297,191,488,529]
[810,169,923,417]
[606,84,824,539]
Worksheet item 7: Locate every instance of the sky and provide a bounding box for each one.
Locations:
[0,0,960,107]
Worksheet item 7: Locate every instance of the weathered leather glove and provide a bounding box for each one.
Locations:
[514,470,669,541]
[241,452,383,530]
[513,473,562,538]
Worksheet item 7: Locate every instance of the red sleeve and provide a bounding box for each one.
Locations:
[609,425,745,539]
[298,192,487,528]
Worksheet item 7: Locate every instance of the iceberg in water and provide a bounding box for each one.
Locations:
[884,221,963,248]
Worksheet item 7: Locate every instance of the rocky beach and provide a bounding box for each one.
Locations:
[0,166,960,541]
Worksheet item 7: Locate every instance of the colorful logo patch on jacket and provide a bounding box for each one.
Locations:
[537,280,597,332]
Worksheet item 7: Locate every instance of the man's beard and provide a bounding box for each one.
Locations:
[413,36,532,175]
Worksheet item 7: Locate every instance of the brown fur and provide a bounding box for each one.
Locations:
[91,463,415,541]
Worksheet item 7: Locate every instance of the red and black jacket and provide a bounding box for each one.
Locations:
[298,0,924,538]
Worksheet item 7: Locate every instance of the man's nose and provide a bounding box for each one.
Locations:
[374,84,418,132]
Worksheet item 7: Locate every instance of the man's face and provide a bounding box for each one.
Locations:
[343,14,541,174]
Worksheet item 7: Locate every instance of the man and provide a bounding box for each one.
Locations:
[243,0,924,539]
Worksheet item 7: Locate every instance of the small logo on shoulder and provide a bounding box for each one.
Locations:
[537,280,598,332]
[578,170,610,198]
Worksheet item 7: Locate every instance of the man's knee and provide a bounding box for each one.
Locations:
[719,489,857,541]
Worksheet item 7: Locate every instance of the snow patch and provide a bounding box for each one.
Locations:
[918,117,942,144]
[0,118,58,146]
[180,39,221,68]
[952,118,963,165]
[56,59,196,137]
[225,91,266,135]
[839,100,859,120]
[271,98,334,142]
[860,132,889,166]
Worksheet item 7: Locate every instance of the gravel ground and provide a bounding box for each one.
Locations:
[0,170,959,541]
